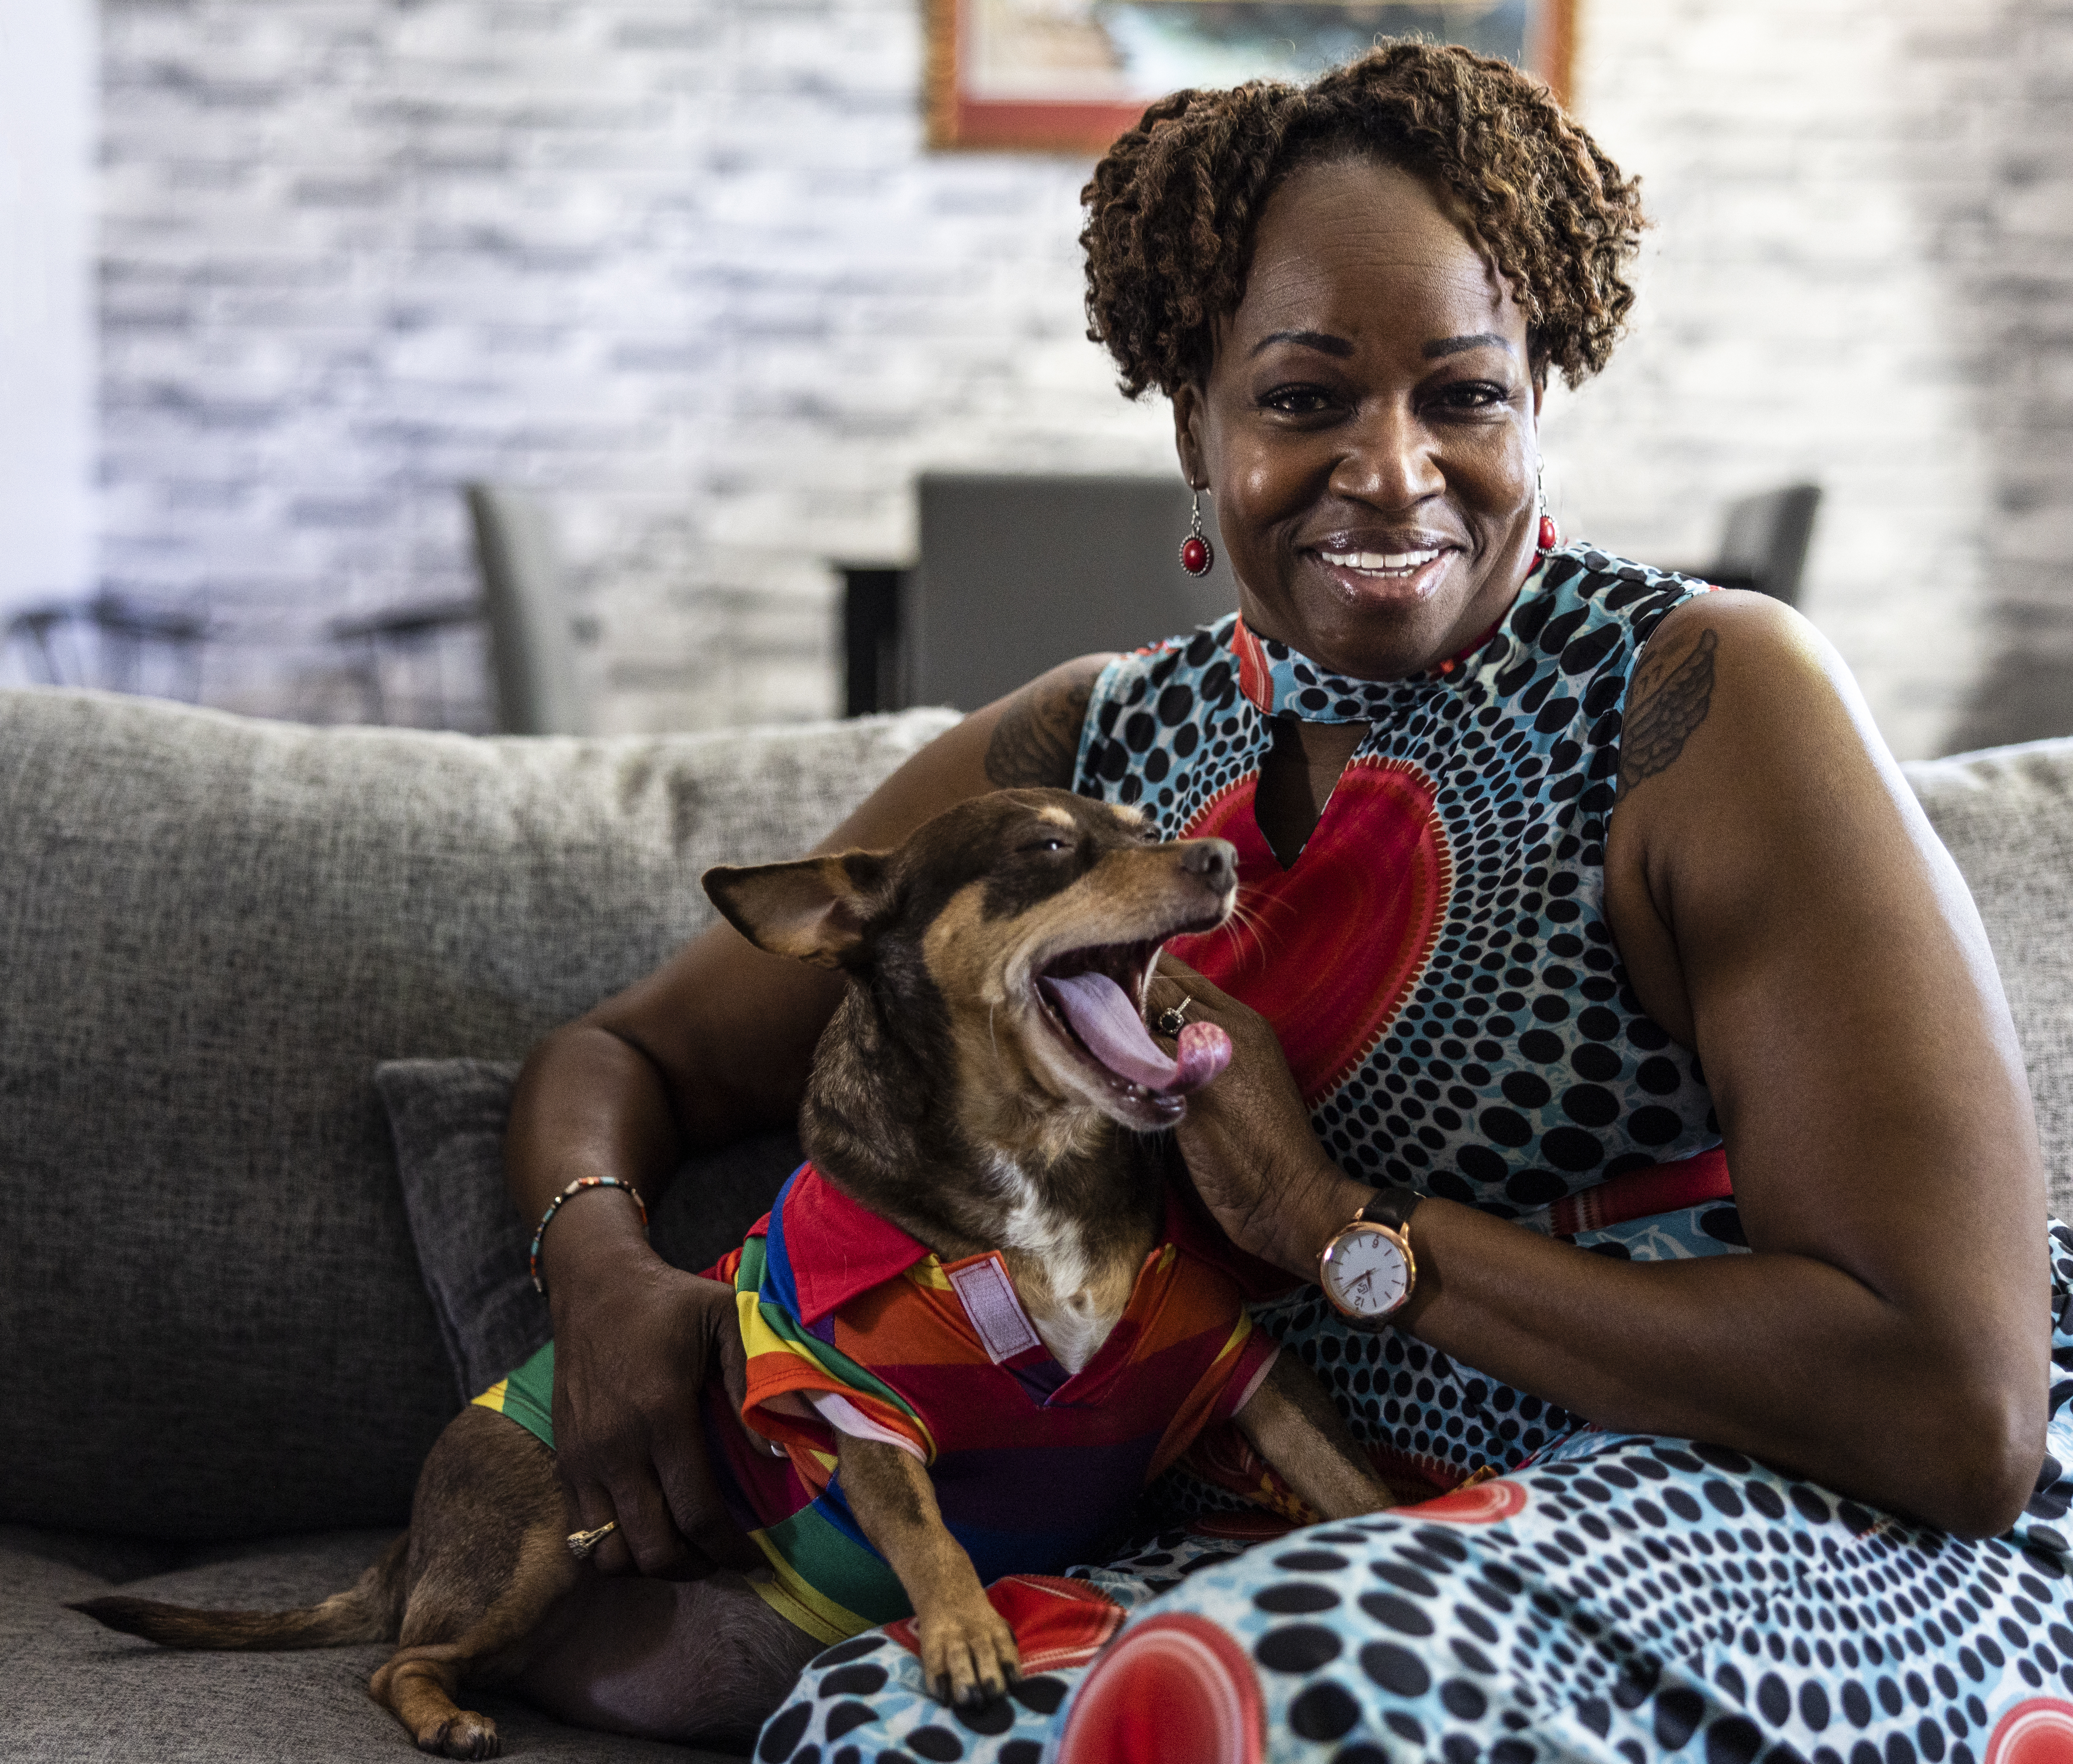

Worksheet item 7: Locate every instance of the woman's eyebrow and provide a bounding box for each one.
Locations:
[1424,332,1513,359]
[1245,329,1514,360]
[1249,329,1354,358]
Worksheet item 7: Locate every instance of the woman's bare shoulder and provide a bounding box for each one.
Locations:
[1606,588,1927,1021]
[980,653,1115,790]
[1614,589,1869,801]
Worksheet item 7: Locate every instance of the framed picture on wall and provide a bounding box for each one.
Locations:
[925,0,1577,154]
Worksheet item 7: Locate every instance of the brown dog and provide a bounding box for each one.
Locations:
[75,789,1393,1755]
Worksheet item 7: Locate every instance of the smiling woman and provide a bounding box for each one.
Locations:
[506,38,2071,1764]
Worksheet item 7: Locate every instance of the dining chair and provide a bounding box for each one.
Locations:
[1685,482,1822,607]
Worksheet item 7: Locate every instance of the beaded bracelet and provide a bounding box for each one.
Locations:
[529,1175,650,1296]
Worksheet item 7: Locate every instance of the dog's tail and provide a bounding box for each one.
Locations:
[69,1529,410,1651]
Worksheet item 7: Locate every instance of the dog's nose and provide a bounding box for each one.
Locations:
[1178,839,1237,890]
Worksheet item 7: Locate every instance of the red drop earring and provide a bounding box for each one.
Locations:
[1180,489,1214,577]
[1536,461,1559,554]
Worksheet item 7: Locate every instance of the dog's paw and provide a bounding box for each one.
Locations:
[418,1710,499,1759]
[919,1600,1021,1709]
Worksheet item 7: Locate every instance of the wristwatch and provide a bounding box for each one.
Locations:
[1317,1187,1421,1328]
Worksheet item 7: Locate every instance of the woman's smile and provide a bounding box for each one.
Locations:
[1303,531,1460,613]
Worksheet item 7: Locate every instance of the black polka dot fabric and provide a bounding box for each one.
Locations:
[1069,1356,2073,1764]
[1075,552,1721,1231]
[751,553,2073,1764]
[765,1245,2073,1764]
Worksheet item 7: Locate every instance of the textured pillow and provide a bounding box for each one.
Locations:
[377,1058,801,1403]
[1905,736,2073,1216]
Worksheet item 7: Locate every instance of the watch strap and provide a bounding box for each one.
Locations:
[1355,1186,1423,1237]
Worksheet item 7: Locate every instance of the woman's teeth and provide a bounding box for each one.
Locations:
[1318,548,1441,575]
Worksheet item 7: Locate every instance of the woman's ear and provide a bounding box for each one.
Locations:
[1172,382,1209,490]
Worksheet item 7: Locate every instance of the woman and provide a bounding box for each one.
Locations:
[509,42,2069,1764]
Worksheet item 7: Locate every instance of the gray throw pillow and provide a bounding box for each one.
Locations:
[375,1059,802,1403]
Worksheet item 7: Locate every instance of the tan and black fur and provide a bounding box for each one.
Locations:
[74,789,1394,1756]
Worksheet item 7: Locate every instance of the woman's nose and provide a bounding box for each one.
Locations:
[1328,403,1444,510]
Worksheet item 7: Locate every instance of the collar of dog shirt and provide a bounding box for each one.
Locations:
[756,1162,1289,1326]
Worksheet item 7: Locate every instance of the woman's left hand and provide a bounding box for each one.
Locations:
[1148,954,1373,1279]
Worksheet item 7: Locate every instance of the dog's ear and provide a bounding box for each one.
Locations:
[702,851,889,968]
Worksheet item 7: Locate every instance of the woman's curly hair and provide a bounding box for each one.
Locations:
[1080,40,1646,398]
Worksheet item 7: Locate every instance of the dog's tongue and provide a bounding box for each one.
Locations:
[1040,971,1232,1095]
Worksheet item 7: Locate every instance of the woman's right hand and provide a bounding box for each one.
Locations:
[1149,956,1373,1279]
[547,1237,764,1579]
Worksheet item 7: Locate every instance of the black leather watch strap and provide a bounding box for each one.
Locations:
[1355,1186,1423,1236]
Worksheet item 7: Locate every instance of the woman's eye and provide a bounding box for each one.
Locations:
[1430,380,1508,412]
[1262,384,1337,416]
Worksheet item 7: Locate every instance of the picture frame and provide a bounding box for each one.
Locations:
[924,0,1578,155]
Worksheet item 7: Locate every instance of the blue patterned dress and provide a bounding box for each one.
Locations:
[755,549,2073,1764]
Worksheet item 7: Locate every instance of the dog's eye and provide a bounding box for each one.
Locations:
[1020,836,1071,856]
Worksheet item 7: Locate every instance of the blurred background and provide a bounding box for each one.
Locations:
[0,0,2064,758]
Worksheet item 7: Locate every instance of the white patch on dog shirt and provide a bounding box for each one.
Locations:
[946,1255,1044,1364]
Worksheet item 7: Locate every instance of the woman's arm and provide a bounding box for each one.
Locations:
[505,656,1110,1576]
[1167,594,2049,1538]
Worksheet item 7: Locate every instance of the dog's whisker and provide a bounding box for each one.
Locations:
[1234,889,1302,962]
[1214,894,1282,967]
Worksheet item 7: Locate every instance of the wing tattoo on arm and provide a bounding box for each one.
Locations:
[984,672,1097,788]
[1619,627,1718,797]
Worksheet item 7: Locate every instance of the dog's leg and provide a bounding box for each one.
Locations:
[837,1434,1020,1707]
[1235,1352,1398,1520]
[367,1405,579,1760]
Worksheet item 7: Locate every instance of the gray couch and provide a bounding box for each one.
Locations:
[2,685,2069,1762]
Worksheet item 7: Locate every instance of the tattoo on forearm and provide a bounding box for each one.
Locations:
[985,675,1095,788]
[1619,628,1718,796]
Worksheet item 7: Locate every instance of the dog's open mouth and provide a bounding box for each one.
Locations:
[1034,939,1231,1110]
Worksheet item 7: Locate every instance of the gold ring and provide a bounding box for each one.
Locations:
[565,1521,618,1560]
[1155,998,1193,1038]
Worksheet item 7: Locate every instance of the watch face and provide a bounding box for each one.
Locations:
[1323,1226,1410,1319]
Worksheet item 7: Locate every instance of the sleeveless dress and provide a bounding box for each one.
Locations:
[755,548,2073,1764]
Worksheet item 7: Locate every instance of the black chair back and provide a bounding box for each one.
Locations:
[1708,483,1822,607]
[904,473,1238,712]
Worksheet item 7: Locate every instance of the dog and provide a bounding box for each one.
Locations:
[74,788,1394,1756]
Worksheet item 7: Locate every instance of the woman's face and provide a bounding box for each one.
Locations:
[1174,155,1545,682]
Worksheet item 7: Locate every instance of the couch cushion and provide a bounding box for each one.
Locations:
[377,1057,798,1403]
[0,1525,724,1762]
[0,689,959,1540]
[1905,736,2073,1216]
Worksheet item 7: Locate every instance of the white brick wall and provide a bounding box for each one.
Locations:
[99,0,1171,732]
[97,0,2073,753]
[0,0,96,620]
[1547,0,2006,761]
